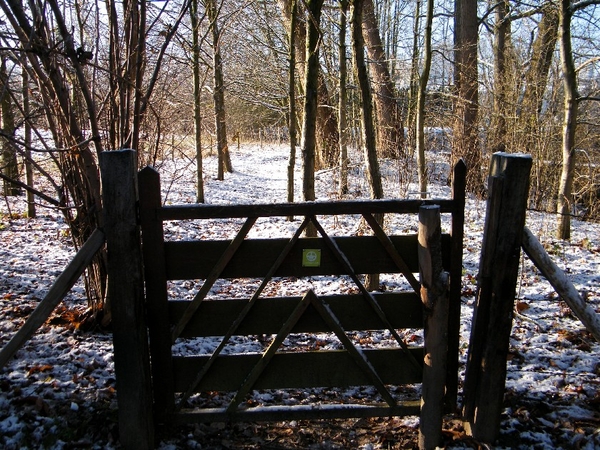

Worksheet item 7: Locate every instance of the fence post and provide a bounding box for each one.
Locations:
[447,159,466,411]
[418,205,449,450]
[462,152,532,443]
[100,150,154,449]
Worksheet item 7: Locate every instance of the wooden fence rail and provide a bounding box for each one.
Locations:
[0,228,105,369]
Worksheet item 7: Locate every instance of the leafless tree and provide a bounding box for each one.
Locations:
[415,0,434,198]
[453,0,481,195]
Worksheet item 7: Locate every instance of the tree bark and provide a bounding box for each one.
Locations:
[520,2,559,127]
[191,0,205,203]
[338,0,349,196]
[556,0,577,240]
[207,0,233,180]
[278,0,339,170]
[453,0,481,195]
[362,0,404,159]
[489,0,510,154]
[0,57,20,196]
[301,0,324,237]
[287,0,298,210]
[352,0,384,290]
[406,0,422,156]
[519,2,559,211]
[22,58,35,217]
[416,0,433,199]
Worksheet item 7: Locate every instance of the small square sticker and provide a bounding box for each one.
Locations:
[302,249,321,267]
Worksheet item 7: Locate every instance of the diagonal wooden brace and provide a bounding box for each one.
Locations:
[171,216,257,342]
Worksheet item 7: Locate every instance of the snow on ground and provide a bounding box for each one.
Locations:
[1,143,599,449]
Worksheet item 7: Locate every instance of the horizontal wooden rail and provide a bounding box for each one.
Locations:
[165,402,422,424]
[164,235,452,280]
[172,348,423,392]
[157,198,458,221]
[170,293,422,337]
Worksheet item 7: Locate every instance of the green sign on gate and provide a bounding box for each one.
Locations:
[302,249,321,267]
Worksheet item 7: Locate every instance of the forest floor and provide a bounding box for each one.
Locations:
[1,144,599,449]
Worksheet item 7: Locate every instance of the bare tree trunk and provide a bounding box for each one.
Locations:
[453,0,481,195]
[287,0,298,210]
[352,0,384,290]
[22,59,35,217]
[416,0,433,199]
[339,0,349,196]
[316,74,340,169]
[519,2,559,211]
[361,0,404,159]
[0,57,20,197]
[207,0,233,180]
[556,0,577,240]
[279,0,339,170]
[489,0,510,154]
[406,0,422,157]
[301,0,324,237]
[192,0,205,203]
[520,2,558,130]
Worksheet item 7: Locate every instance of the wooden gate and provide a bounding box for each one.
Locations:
[136,161,465,441]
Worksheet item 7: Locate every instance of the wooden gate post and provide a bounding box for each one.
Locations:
[418,205,449,450]
[462,152,532,443]
[100,150,154,449]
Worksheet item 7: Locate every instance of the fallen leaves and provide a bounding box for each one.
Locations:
[26,364,53,377]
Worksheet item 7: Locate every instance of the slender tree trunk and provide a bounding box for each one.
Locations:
[520,2,559,125]
[207,0,233,180]
[192,0,204,203]
[302,0,324,236]
[128,0,146,153]
[489,0,510,154]
[106,0,121,150]
[361,0,404,159]
[416,0,433,199]
[287,0,298,211]
[0,57,20,196]
[556,0,577,240]
[453,0,481,195]
[22,59,35,217]
[279,0,339,171]
[519,2,559,211]
[339,0,349,196]
[406,0,422,157]
[316,72,340,170]
[352,0,384,290]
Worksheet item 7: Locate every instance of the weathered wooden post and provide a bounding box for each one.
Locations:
[418,205,449,450]
[462,152,532,443]
[100,150,154,449]
[447,159,466,411]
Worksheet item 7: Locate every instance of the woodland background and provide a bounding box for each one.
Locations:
[0,0,599,313]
